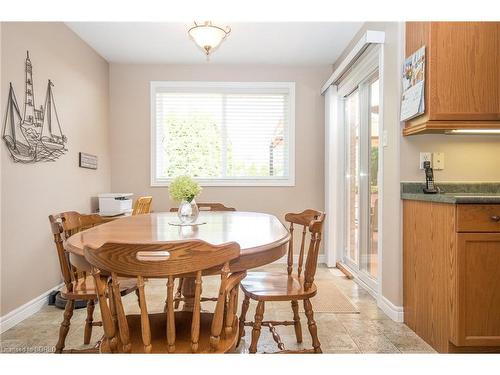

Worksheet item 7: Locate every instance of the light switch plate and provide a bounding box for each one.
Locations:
[433,152,445,170]
[419,152,432,169]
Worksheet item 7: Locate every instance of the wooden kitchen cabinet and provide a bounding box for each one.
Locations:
[404,22,500,135]
[450,233,500,347]
[403,200,455,353]
[403,200,500,352]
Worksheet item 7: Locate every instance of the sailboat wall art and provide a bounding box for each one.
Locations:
[2,51,67,163]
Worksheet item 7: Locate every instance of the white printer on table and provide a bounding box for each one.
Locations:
[98,193,133,217]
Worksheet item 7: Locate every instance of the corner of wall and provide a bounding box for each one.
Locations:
[0,21,3,313]
[379,21,405,312]
[378,295,404,322]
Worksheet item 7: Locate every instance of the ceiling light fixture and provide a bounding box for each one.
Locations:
[188,21,231,60]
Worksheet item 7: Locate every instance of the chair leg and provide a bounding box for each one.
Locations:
[108,283,120,349]
[249,301,265,354]
[135,288,140,305]
[174,277,184,309]
[84,299,95,345]
[55,299,75,353]
[303,298,321,353]
[237,295,250,347]
[291,300,303,343]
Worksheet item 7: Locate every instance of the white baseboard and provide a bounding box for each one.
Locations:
[0,283,63,334]
[377,295,404,323]
[333,262,404,323]
[273,254,326,265]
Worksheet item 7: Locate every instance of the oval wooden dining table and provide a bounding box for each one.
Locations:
[65,211,290,308]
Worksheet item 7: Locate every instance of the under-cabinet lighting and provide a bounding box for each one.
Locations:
[445,129,500,135]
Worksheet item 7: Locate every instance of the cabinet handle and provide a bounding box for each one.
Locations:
[491,215,500,222]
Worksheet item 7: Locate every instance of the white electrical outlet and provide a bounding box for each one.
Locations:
[419,152,432,169]
[433,152,445,170]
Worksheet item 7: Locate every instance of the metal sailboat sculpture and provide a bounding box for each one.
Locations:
[19,51,44,149]
[2,51,67,163]
[2,83,36,162]
[40,79,67,151]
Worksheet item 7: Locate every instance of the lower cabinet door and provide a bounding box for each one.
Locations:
[451,233,500,346]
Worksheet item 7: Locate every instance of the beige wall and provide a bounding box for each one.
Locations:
[378,22,405,308]
[0,22,111,316]
[0,23,3,313]
[109,64,330,253]
[401,134,500,182]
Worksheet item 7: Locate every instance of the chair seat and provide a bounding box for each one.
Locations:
[60,275,137,300]
[111,311,238,353]
[240,272,317,301]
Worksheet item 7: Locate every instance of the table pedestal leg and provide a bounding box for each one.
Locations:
[181,277,199,311]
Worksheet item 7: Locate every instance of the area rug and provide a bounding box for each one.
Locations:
[299,280,359,314]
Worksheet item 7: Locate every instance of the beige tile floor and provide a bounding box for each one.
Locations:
[0,265,435,354]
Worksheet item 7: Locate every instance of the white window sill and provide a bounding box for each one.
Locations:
[151,178,295,187]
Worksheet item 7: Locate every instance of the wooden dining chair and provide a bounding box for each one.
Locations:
[48,212,137,353]
[169,202,236,212]
[84,240,246,353]
[169,202,236,309]
[132,196,153,215]
[237,209,326,353]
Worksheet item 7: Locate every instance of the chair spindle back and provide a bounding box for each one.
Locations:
[284,209,326,289]
[48,211,106,290]
[169,202,236,212]
[132,196,153,215]
[84,240,243,353]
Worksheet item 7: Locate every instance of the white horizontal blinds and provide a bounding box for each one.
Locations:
[225,93,288,178]
[154,85,290,180]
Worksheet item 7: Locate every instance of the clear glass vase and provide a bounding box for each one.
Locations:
[177,199,199,224]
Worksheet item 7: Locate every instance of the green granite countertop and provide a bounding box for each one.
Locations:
[401,182,500,204]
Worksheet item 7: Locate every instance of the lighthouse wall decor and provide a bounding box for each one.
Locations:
[2,51,67,163]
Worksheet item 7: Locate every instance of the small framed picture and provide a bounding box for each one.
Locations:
[79,152,97,170]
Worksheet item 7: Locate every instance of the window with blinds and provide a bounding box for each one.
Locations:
[151,82,295,186]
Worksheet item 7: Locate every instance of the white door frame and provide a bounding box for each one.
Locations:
[324,40,385,300]
[324,85,345,268]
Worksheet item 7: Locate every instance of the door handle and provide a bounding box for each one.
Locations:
[491,215,500,222]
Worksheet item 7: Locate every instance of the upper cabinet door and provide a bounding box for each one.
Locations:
[404,22,500,135]
[430,22,500,121]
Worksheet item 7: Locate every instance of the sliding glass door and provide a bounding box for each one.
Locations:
[342,73,380,290]
[345,89,360,267]
[367,78,379,279]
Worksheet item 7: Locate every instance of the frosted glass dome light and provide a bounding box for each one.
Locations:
[188,21,231,59]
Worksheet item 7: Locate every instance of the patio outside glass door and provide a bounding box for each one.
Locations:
[343,74,379,290]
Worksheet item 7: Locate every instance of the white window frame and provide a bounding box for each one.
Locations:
[150,81,295,187]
